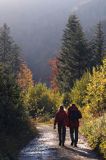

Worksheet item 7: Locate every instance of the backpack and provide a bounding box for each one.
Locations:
[70,110,82,121]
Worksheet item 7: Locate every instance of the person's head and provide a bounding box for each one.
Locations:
[59,105,64,111]
[72,104,76,107]
[71,104,78,109]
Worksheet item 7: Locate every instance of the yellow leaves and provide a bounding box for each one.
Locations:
[73,58,106,158]
[84,59,106,114]
[100,141,106,158]
[82,104,91,119]
[22,83,63,116]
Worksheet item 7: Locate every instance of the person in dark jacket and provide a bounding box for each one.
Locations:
[67,104,82,147]
[54,105,68,146]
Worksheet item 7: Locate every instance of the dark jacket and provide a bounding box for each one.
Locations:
[54,108,68,126]
[67,104,82,128]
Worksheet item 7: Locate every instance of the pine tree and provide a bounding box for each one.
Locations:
[0,24,20,76]
[0,64,24,133]
[57,15,89,92]
[91,22,104,66]
[0,24,26,133]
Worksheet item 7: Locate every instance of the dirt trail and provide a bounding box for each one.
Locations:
[19,124,102,160]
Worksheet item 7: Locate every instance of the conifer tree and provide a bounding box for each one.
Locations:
[0,24,25,133]
[0,24,20,76]
[57,15,89,92]
[91,22,104,66]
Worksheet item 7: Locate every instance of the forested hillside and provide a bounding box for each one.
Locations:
[76,0,106,29]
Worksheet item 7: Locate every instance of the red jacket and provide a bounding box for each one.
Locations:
[67,104,82,128]
[54,109,68,126]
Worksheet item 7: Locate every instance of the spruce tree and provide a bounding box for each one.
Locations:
[57,15,89,92]
[94,22,104,66]
[0,24,24,133]
[0,24,20,76]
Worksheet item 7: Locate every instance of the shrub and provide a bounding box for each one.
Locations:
[80,114,106,157]
[70,71,90,107]
[71,58,106,158]
[23,83,63,117]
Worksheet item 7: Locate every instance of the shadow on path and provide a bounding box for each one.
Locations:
[19,124,101,160]
[64,146,101,160]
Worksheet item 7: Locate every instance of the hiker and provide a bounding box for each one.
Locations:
[67,104,82,147]
[54,105,68,146]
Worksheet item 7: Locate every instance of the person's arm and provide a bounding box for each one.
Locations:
[54,120,56,129]
[54,112,58,129]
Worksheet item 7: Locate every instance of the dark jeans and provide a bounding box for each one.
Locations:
[58,124,66,145]
[70,127,78,144]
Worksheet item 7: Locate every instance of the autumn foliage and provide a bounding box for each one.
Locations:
[17,63,34,91]
[70,58,106,158]
[49,57,59,91]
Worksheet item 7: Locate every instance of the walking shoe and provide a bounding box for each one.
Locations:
[59,142,61,146]
[62,143,64,147]
[71,142,73,146]
[74,143,77,147]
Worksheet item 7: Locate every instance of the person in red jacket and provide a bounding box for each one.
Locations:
[54,105,68,146]
[67,104,82,147]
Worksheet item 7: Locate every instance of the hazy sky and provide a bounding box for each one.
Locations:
[0,0,92,26]
[0,0,80,52]
[0,0,90,11]
[0,0,79,30]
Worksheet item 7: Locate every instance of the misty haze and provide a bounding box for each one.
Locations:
[0,0,106,83]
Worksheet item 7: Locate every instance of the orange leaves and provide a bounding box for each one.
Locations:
[49,57,59,91]
[17,63,34,91]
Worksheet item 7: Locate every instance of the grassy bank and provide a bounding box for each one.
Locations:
[80,113,106,159]
[0,119,38,160]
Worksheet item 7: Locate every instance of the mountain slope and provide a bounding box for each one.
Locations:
[0,0,106,83]
[76,0,106,29]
